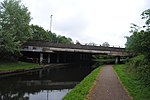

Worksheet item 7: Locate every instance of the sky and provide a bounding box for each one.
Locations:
[2,0,150,47]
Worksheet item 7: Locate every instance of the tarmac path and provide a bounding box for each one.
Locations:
[88,65,132,100]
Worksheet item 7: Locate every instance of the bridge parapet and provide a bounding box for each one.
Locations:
[22,40,130,56]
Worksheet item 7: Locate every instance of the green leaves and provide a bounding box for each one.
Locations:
[0,0,31,60]
[126,9,150,57]
[57,35,73,44]
[102,42,110,47]
[0,0,74,61]
[125,9,150,88]
[30,24,51,41]
[141,9,150,26]
[114,65,150,100]
[30,24,73,44]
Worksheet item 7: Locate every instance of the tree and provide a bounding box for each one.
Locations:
[57,35,73,44]
[0,0,31,61]
[30,24,74,44]
[85,42,97,46]
[126,9,150,84]
[141,9,150,27]
[102,42,110,47]
[30,24,51,41]
[126,9,150,58]
[76,40,81,45]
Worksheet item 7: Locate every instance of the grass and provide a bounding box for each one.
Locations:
[63,66,101,100]
[114,64,150,100]
[0,61,40,71]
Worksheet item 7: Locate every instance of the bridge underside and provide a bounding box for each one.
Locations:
[20,51,93,64]
[20,51,125,65]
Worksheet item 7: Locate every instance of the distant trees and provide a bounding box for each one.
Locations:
[85,42,97,46]
[102,42,110,47]
[0,0,31,61]
[57,35,73,44]
[76,40,81,45]
[30,24,51,41]
[30,24,73,44]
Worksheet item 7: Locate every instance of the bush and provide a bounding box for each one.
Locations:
[127,55,150,85]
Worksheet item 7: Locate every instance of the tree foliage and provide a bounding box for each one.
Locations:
[30,24,73,44]
[126,9,150,85]
[141,9,150,27]
[57,35,73,44]
[0,0,31,60]
[0,0,74,61]
[30,24,51,41]
[102,42,110,47]
[126,9,150,58]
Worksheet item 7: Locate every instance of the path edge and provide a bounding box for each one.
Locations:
[113,65,133,100]
[86,66,103,100]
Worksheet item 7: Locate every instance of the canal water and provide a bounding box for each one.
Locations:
[0,63,93,100]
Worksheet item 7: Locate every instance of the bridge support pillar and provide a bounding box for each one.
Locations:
[48,54,51,63]
[57,53,59,63]
[115,56,120,64]
[39,70,42,78]
[64,54,66,63]
[40,53,43,64]
[80,54,82,61]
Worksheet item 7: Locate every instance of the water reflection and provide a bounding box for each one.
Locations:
[28,89,71,100]
[0,63,93,100]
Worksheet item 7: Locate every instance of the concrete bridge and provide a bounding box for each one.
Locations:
[21,40,130,64]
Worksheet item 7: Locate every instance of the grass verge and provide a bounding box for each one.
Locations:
[114,64,150,100]
[63,67,101,100]
[0,61,40,71]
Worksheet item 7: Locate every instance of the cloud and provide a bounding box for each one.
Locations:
[21,0,150,47]
[54,12,88,37]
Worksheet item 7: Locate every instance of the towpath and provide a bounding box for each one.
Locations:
[88,65,132,100]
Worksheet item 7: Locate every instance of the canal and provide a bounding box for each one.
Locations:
[0,63,93,100]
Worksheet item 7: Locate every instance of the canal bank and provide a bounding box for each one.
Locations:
[0,62,78,78]
[63,66,101,100]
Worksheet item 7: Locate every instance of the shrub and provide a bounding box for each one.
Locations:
[127,55,150,85]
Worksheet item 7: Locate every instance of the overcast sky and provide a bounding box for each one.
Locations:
[7,0,150,47]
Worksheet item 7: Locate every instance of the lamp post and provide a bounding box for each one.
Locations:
[50,15,53,32]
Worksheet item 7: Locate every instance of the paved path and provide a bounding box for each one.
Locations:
[88,65,131,100]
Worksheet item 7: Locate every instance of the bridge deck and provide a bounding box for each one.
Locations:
[23,40,125,52]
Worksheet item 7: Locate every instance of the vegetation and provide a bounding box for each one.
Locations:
[114,64,150,100]
[0,0,31,61]
[63,67,101,100]
[30,24,73,44]
[125,9,150,85]
[126,9,150,57]
[30,24,51,41]
[102,42,110,47]
[57,35,73,44]
[0,61,40,71]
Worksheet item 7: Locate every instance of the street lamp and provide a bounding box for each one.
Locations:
[50,15,53,32]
